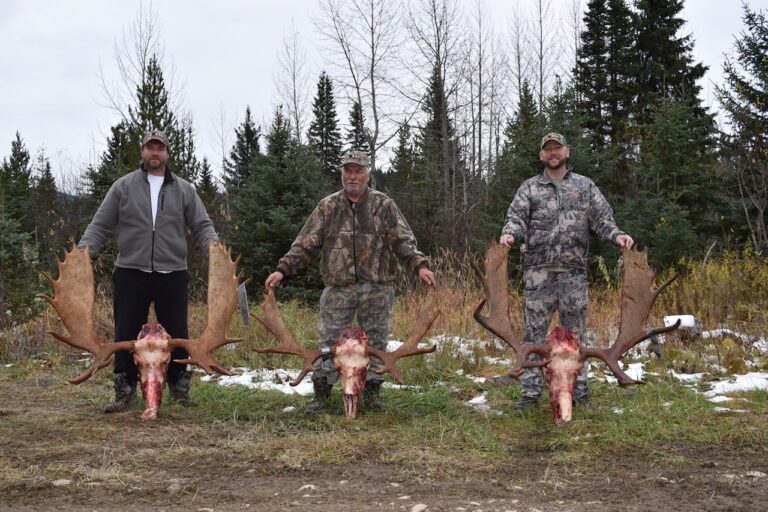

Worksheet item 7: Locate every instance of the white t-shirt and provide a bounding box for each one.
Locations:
[147,173,164,229]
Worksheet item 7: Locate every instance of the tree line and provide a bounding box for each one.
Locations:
[0,0,765,326]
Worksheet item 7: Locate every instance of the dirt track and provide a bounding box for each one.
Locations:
[1,371,767,512]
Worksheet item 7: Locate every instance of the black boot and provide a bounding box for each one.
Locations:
[574,394,597,410]
[511,396,539,411]
[363,380,384,411]
[104,372,137,413]
[168,369,198,407]
[305,376,332,415]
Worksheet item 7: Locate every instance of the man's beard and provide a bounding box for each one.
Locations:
[543,157,567,170]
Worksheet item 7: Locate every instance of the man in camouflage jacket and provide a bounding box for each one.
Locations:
[499,132,633,410]
[265,150,437,414]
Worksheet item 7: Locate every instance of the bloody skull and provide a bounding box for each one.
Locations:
[544,327,582,427]
[133,323,173,420]
[333,327,370,419]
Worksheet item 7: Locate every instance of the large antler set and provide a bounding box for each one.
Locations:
[252,286,440,418]
[39,241,248,419]
[472,242,679,425]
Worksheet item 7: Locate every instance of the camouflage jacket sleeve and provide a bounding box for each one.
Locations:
[501,183,532,242]
[277,205,325,275]
[386,200,430,273]
[588,181,625,246]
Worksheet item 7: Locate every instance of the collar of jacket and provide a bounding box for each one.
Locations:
[140,164,176,185]
[536,165,573,184]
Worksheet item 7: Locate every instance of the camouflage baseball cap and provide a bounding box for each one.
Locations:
[341,150,370,169]
[540,132,567,149]
[142,130,169,148]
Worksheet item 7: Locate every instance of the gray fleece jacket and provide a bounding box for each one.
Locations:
[78,167,217,271]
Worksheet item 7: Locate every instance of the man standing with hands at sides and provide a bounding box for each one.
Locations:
[78,130,218,412]
[265,150,437,414]
[499,132,633,411]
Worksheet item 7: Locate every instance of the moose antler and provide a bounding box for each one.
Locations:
[471,241,552,377]
[366,286,440,384]
[37,244,134,384]
[250,287,324,386]
[169,241,248,375]
[580,247,679,384]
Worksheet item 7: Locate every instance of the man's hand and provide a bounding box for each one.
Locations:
[418,267,437,288]
[616,234,634,249]
[265,271,284,288]
[499,234,514,248]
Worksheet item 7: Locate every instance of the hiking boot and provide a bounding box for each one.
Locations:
[574,395,597,410]
[305,376,332,415]
[104,372,137,413]
[511,396,539,411]
[363,380,384,411]
[168,369,198,407]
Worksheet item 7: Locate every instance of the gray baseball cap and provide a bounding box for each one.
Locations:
[341,150,370,168]
[540,132,567,149]
[142,130,169,148]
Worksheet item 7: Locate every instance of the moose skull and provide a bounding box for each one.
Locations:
[333,327,370,419]
[544,327,582,426]
[133,323,173,420]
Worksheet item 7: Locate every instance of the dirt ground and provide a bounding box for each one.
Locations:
[1,373,767,512]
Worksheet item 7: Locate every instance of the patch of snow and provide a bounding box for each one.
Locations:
[669,370,706,382]
[704,372,768,396]
[202,368,314,395]
[612,407,625,414]
[664,315,697,328]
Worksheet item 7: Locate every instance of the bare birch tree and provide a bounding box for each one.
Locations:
[276,20,311,144]
[316,0,403,174]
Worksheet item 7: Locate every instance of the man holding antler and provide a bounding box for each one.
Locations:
[499,132,633,411]
[265,150,437,414]
[78,130,218,412]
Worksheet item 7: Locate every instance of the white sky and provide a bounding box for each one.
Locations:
[0,0,762,186]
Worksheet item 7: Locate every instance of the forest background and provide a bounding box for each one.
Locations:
[0,0,766,326]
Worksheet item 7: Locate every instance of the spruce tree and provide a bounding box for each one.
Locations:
[0,132,33,232]
[31,151,61,263]
[222,106,261,193]
[344,101,369,153]
[386,121,418,227]
[0,204,34,328]
[85,121,136,208]
[717,3,768,251]
[307,72,343,182]
[230,106,326,301]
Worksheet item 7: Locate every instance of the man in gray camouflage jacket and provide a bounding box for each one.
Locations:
[499,132,633,411]
[265,150,437,414]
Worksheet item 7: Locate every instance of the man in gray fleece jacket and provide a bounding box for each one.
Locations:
[78,130,218,412]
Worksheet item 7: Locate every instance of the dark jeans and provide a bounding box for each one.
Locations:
[112,267,190,384]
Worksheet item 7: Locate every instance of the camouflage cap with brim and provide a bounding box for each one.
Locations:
[142,130,169,148]
[540,132,567,149]
[341,150,370,168]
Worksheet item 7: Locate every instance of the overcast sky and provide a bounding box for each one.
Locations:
[0,0,761,186]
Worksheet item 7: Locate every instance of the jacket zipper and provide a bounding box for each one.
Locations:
[351,201,358,282]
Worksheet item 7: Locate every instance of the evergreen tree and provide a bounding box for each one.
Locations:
[197,157,218,209]
[0,132,33,231]
[127,54,201,181]
[307,72,343,182]
[0,203,35,327]
[716,3,768,251]
[31,151,62,263]
[222,106,261,193]
[344,101,369,153]
[85,121,136,208]
[230,106,326,301]
[634,0,708,123]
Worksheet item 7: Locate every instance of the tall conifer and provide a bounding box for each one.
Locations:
[307,72,342,181]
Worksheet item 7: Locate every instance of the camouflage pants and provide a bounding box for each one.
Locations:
[520,267,590,400]
[315,282,394,385]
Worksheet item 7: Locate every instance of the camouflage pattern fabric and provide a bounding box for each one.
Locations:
[519,267,590,400]
[277,188,429,286]
[314,283,395,385]
[502,168,625,270]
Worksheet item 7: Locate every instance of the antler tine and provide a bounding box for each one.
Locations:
[169,240,243,375]
[471,242,550,377]
[36,244,126,383]
[251,287,323,386]
[367,286,440,384]
[581,246,680,385]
